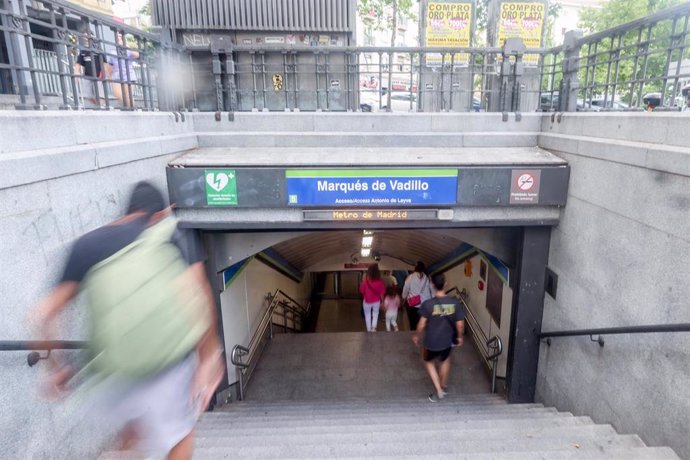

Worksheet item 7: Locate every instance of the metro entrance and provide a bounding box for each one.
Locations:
[165,143,567,404]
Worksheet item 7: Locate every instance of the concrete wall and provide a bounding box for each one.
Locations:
[443,255,514,379]
[0,112,197,459]
[1,110,688,457]
[536,113,690,458]
[219,258,311,386]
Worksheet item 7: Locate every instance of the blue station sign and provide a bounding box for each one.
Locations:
[286,169,459,207]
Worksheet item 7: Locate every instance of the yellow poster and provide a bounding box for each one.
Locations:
[425,1,473,67]
[497,1,545,66]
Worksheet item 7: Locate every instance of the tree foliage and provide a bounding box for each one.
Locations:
[357,0,417,46]
[576,0,689,106]
[578,0,686,33]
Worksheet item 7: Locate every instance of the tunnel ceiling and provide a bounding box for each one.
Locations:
[270,229,466,271]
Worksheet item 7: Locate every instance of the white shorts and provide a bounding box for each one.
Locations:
[90,353,199,455]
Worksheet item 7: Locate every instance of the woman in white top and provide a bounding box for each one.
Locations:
[402,261,433,331]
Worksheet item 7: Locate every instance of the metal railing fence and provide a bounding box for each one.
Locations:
[230,289,310,401]
[2,1,690,112]
[540,3,690,112]
[213,39,542,114]
[0,0,188,110]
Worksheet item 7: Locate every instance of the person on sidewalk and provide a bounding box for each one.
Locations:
[412,273,465,402]
[33,181,225,459]
[359,263,386,332]
[402,261,433,331]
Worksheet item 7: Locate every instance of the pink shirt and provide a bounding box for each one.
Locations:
[360,278,386,303]
[383,295,401,311]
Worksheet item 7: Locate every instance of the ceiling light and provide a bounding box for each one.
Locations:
[362,236,374,248]
[361,248,371,257]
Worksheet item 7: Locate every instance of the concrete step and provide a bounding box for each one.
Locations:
[190,112,543,134]
[195,424,618,447]
[188,434,646,459]
[196,131,538,149]
[196,410,571,430]
[194,415,596,438]
[219,399,510,413]
[203,403,546,421]
[99,446,680,460]
[223,393,505,408]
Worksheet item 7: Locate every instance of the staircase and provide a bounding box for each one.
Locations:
[98,332,679,459]
[186,396,678,459]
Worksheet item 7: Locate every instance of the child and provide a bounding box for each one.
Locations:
[382,286,402,332]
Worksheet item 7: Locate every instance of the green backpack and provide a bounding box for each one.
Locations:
[82,217,209,377]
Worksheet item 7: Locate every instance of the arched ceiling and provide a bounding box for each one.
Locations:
[271,229,469,272]
[209,228,518,273]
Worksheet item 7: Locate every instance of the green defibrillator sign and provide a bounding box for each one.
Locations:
[204,169,238,206]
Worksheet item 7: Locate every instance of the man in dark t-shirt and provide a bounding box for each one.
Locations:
[34,181,224,458]
[412,273,465,402]
[60,213,205,285]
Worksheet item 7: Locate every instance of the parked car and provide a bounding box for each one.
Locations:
[540,92,559,111]
[590,98,629,110]
[387,92,417,112]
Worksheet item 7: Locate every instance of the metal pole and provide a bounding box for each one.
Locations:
[238,369,244,401]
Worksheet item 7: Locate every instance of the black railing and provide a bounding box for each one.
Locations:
[2,1,688,112]
[540,323,690,347]
[540,3,690,112]
[0,340,86,366]
[0,0,189,110]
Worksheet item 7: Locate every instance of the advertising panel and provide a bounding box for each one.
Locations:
[425,1,474,67]
[497,1,545,66]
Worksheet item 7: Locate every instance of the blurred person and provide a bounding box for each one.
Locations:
[359,263,386,332]
[108,31,140,109]
[76,25,108,107]
[382,270,397,289]
[33,181,224,459]
[382,285,402,332]
[402,261,433,331]
[412,273,465,403]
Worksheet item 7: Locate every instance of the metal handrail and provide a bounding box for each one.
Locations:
[230,290,309,400]
[486,336,503,394]
[0,340,87,367]
[446,287,503,394]
[449,288,490,352]
[275,289,310,315]
[540,323,690,347]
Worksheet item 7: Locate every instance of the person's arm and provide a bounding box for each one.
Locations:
[455,319,465,346]
[33,282,80,397]
[401,276,411,299]
[34,282,79,341]
[188,261,225,414]
[412,316,427,347]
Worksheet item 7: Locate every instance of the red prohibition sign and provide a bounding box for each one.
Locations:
[517,173,535,191]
